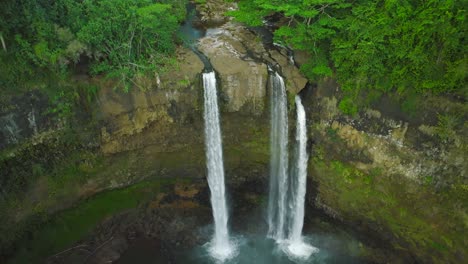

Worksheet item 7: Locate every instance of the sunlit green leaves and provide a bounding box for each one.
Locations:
[0,0,187,91]
[231,0,466,107]
[332,0,466,97]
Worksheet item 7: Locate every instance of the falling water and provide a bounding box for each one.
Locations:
[267,71,289,241]
[27,107,38,135]
[285,96,319,259]
[1,114,21,144]
[202,71,235,261]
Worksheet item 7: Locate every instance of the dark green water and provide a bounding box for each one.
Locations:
[7,179,171,264]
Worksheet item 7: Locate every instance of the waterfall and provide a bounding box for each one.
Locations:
[285,96,318,258]
[27,107,38,135]
[266,71,318,258]
[202,71,235,261]
[267,71,289,241]
[289,96,308,241]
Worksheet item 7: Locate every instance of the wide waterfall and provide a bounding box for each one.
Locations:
[202,71,235,261]
[267,71,289,241]
[285,95,319,259]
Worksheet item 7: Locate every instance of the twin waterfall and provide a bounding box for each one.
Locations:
[286,96,319,258]
[202,70,316,261]
[267,71,318,259]
[202,72,235,261]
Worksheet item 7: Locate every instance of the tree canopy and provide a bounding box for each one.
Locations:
[229,0,467,114]
[0,0,187,91]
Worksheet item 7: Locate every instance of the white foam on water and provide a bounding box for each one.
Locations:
[284,240,319,261]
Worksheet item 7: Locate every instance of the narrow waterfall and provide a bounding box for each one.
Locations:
[27,108,38,135]
[202,71,235,261]
[286,96,319,258]
[267,71,289,241]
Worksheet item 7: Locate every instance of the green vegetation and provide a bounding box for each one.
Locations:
[338,97,359,116]
[8,179,173,264]
[312,158,467,263]
[0,124,204,262]
[229,0,467,113]
[0,147,101,257]
[0,126,96,197]
[310,119,468,263]
[434,113,463,143]
[0,0,188,92]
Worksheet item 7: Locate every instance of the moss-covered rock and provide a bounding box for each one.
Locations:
[195,0,237,26]
[304,80,468,263]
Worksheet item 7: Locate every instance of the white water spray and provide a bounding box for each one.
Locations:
[267,71,289,241]
[202,71,236,262]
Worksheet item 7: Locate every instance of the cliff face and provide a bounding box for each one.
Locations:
[303,79,467,263]
[95,25,305,175]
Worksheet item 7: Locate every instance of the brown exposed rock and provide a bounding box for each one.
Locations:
[198,22,307,115]
[270,49,308,94]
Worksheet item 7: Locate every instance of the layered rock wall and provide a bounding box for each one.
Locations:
[303,80,467,263]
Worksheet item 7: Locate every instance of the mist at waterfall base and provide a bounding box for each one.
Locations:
[177,211,364,264]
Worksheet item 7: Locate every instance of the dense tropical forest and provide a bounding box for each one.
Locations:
[0,0,187,93]
[229,0,466,113]
[1,0,466,114]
